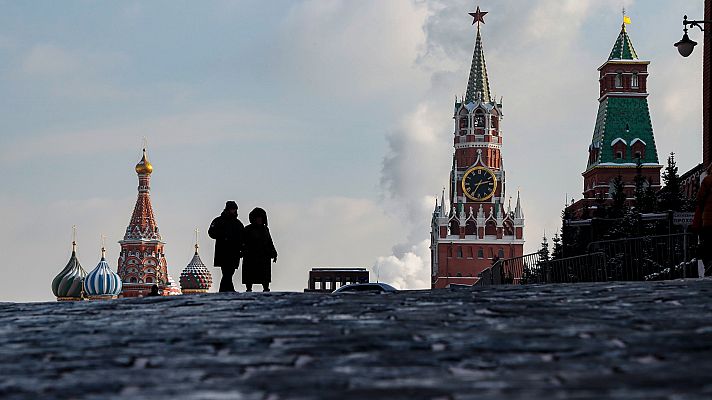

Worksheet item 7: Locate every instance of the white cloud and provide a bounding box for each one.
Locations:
[278,0,431,99]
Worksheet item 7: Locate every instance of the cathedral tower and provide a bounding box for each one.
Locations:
[431,7,525,289]
[116,148,172,297]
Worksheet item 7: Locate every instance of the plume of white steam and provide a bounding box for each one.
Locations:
[374,103,450,289]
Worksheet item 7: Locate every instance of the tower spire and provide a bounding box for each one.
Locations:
[465,6,491,103]
[609,13,638,60]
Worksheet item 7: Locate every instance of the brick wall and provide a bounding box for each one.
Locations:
[705,0,711,167]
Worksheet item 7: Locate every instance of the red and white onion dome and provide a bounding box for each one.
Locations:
[179,243,212,294]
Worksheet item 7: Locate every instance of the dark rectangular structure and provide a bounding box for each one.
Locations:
[304,268,369,293]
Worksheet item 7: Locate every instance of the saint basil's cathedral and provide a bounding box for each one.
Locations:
[430,7,525,289]
[52,149,213,300]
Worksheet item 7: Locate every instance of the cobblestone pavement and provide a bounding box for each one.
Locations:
[2,280,712,400]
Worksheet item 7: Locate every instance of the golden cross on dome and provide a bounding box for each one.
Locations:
[142,137,148,151]
[469,5,488,26]
[72,225,77,251]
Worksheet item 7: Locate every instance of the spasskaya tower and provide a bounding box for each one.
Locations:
[430,6,525,288]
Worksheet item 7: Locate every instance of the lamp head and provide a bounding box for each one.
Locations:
[675,32,697,57]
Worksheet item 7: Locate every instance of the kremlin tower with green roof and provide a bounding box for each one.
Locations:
[574,20,662,212]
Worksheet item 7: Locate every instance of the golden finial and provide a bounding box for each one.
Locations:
[135,141,153,175]
[100,234,107,259]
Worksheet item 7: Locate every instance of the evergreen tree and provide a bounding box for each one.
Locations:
[551,233,563,260]
[659,152,684,211]
[537,235,550,262]
[634,159,647,210]
[609,175,627,218]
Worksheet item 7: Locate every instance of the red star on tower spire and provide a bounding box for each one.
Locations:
[469,6,487,26]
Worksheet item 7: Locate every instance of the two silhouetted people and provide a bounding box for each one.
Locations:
[209,201,277,292]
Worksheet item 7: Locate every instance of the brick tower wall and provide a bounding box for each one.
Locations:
[705,0,711,167]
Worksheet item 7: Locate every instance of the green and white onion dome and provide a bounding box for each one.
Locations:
[84,249,122,299]
[180,248,212,294]
[51,241,87,301]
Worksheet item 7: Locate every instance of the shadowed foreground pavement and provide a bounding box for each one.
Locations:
[2,280,712,400]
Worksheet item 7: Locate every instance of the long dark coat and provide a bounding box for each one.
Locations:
[208,211,245,268]
[242,224,277,284]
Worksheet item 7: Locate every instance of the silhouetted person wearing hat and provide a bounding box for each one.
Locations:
[208,201,245,292]
[242,207,277,292]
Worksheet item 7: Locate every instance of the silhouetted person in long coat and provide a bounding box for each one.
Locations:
[242,207,277,292]
[693,164,712,272]
[208,201,245,292]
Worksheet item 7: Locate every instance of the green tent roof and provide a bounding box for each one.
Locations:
[608,25,639,61]
[588,97,660,169]
[465,26,491,103]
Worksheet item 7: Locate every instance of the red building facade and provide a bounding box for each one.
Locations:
[430,8,525,289]
[116,149,175,297]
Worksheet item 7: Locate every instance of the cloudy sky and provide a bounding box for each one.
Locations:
[0,0,704,302]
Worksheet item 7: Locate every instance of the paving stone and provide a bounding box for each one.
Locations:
[2,280,712,399]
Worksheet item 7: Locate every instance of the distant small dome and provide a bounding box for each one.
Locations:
[84,252,122,299]
[164,274,182,296]
[52,244,87,301]
[180,250,212,294]
[135,149,153,175]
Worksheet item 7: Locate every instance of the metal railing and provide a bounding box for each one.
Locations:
[476,252,543,286]
[587,233,695,281]
[476,233,697,286]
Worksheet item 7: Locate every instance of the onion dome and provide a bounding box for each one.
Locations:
[165,274,182,296]
[52,237,87,301]
[84,247,122,300]
[135,148,153,175]
[180,241,212,294]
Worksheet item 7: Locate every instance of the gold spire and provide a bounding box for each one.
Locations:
[135,148,153,175]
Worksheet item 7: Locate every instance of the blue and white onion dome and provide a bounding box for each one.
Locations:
[52,239,87,301]
[84,247,122,299]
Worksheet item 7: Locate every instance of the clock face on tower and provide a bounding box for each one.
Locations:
[462,166,498,201]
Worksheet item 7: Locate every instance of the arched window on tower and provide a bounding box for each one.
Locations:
[458,109,468,135]
[474,110,485,129]
[503,221,514,237]
[485,220,497,236]
[632,72,639,88]
[465,220,476,235]
[146,277,153,284]
[449,220,460,235]
[615,73,623,88]
[631,138,646,160]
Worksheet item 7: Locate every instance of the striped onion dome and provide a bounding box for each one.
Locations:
[52,241,87,300]
[180,247,212,294]
[84,249,122,299]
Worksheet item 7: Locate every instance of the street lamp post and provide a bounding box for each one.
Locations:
[675,15,708,57]
[675,6,712,171]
